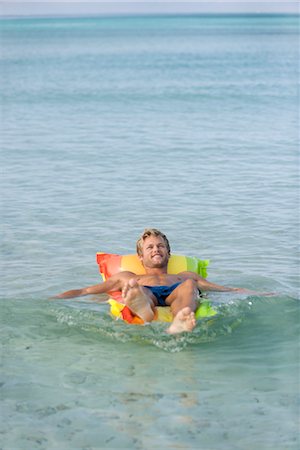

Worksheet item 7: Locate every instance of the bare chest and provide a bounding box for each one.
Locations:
[136,273,185,286]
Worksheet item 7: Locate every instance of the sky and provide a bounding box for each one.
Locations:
[0,1,299,17]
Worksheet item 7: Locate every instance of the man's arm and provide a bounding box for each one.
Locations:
[196,275,274,296]
[197,277,247,293]
[54,273,125,299]
[54,284,106,299]
[184,272,251,293]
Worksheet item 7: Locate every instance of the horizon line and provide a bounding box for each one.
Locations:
[1,11,299,19]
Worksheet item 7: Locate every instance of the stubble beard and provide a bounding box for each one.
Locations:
[145,254,169,269]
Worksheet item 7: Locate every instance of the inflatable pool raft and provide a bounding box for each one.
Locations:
[96,252,217,324]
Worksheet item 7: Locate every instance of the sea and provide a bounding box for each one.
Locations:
[1,13,299,450]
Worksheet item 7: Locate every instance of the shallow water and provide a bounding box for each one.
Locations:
[1,13,299,449]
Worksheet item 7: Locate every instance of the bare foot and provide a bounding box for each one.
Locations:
[166,307,196,334]
[122,278,155,323]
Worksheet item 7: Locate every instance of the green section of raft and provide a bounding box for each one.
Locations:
[195,300,218,319]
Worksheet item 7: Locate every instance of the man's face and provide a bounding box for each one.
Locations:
[139,235,170,269]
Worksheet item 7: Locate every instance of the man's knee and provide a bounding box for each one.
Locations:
[180,279,198,295]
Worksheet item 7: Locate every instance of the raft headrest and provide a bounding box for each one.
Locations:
[96,252,209,280]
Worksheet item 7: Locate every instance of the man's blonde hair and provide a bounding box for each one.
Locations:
[136,228,171,257]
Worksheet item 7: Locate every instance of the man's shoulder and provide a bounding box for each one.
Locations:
[117,270,139,278]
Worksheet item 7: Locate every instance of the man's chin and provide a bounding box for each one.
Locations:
[151,259,168,269]
[141,255,169,269]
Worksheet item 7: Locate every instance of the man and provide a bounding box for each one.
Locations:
[56,228,252,334]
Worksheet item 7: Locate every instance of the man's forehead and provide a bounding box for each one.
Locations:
[143,235,165,244]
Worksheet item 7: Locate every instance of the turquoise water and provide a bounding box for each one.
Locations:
[1,14,299,449]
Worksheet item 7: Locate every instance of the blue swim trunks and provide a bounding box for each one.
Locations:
[144,282,182,307]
